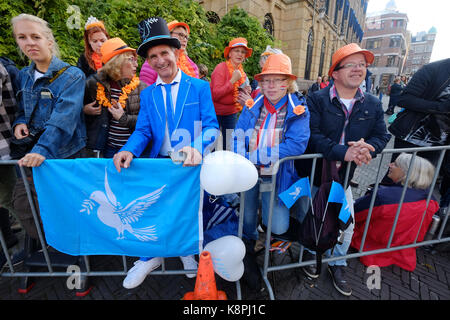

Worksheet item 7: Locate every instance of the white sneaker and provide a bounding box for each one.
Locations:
[122,257,162,289]
[180,255,198,278]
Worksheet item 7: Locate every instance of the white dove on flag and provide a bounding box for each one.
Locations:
[80,168,165,242]
[289,186,302,200]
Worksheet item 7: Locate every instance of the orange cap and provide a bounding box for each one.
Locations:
[167,20,190,34]
[328,43,374,77]
[254,53,297,81]
[223,37,253,59]
[100,38,136,64]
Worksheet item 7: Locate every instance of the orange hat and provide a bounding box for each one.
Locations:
[223,37,253,59]
[167,20,190,34]
[100,38,136,64]
[254,53,297,81]
[328,43,374,77]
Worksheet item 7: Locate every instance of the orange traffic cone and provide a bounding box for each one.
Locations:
[182,251,227,300]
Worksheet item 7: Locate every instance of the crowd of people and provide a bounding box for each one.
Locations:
[0,12,449,297]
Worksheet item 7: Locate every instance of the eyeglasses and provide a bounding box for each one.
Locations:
[334,62,368,71]
[171,32,189,41]
[127,56,138,63]
[260,78,288,86]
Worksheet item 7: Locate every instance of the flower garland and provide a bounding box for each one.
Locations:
[245,98,255,109]
[91,52,103,71]
[96,75,140,109]
[177,49,198,78]
[226,59,246,112]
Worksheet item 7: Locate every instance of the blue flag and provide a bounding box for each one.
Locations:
[328,181,351,224]
[33,158,202,257]
[278,177,311,209]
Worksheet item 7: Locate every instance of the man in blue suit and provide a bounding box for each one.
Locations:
[113,17,219,289]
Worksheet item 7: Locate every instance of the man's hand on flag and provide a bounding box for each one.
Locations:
[113,151,134,172]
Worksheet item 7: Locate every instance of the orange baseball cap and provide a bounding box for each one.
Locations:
[100,38,136,64]
[223,37,253,59]
[328,43,374,77]
[167,20,190,34]
[254,53,297,81]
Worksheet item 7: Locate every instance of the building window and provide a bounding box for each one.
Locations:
[372,56,380,67]
[304,28,314,80]
[264,13,274,36]
[386,55,396,67]
[206,11,220,24]
[318,37,326,77]
[389,36,402,48]
[366,38,382,49]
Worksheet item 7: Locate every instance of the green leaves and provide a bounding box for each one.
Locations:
[1,0,274,80]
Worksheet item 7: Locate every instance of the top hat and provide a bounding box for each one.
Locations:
[254,53,297,81]
[328,43,374,77]
[100,38,136,64]
[223,37,253,59]
[137,17,181,58]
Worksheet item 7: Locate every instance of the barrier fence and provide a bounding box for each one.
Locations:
[0,145,449,300]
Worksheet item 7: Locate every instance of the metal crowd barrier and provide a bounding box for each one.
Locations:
[1,145,449,300]
[261,145,450,300]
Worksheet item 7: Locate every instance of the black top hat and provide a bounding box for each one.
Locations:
[137,17,181,58]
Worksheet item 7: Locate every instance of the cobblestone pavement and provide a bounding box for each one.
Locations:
[1,96,449,302]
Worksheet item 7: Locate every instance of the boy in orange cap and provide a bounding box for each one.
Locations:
[295,43,390,296]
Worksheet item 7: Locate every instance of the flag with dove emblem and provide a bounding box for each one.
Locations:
[33,158,202,257]
[278,177,311,209]
[328,181,353,229]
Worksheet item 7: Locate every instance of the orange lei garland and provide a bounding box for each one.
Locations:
[91,52,103,71]
[177,49,198,78]
[96,76,140,109]
[226,60,246,112]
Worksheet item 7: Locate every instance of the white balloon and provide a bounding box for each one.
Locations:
[204,235,246,282]
[200,151,258,196]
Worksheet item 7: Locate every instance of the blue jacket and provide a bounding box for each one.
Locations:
[233,93,310,194]
[121,71,219,157]
[13,56,86,159]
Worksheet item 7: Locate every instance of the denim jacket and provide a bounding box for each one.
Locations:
[13,56,86,159]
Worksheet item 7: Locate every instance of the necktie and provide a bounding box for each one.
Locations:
[163,83,176,139]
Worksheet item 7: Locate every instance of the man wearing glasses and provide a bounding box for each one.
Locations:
[295,43,391,296]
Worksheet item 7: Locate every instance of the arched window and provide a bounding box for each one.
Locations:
[206,11,220,24]
[304,28,314,80]
[264,13,274,36]
[318,37,326,77]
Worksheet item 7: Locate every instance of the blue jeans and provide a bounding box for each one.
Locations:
[217,113,237,151]
[297,185,354,266]
[243,176,291,241]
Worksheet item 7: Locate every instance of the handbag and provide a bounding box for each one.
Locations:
[403,113,449,147]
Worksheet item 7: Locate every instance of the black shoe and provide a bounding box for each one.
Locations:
[328,265,352,296]
[301,251,319,279]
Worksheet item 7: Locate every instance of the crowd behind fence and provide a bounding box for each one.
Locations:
[0,145,449,300]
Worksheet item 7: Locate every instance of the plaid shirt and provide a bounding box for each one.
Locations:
[329,84,365,145]
[0,62,17,160]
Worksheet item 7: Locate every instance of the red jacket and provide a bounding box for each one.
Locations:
[351,184,439,271]
[210,61,239,116]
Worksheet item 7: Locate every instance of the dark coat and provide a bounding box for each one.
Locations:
[296,85,391,185]
[84,70,147,151]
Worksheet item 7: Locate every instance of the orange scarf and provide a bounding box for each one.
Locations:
[96,76,140,109]
[91,52,103,71]
[226,59,246,112]
[177,49,197,78]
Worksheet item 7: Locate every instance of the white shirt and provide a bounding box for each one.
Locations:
[156,69,182,156]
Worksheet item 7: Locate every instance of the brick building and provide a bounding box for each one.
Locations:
[197,0,368,91]
[360,0,409,92]
[403,27,437,76]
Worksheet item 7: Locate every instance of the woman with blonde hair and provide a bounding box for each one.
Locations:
[351,153,439,271]
[10,13,86,239]
[83,38,147,158]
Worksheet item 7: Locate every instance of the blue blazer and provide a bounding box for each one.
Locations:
[121,71,219,158]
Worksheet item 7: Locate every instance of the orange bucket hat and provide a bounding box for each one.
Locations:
[223,37,253,59]
[100,37,136,64]
[167,20,190,34]
[328,43,374,77]
[254,53,297,81]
